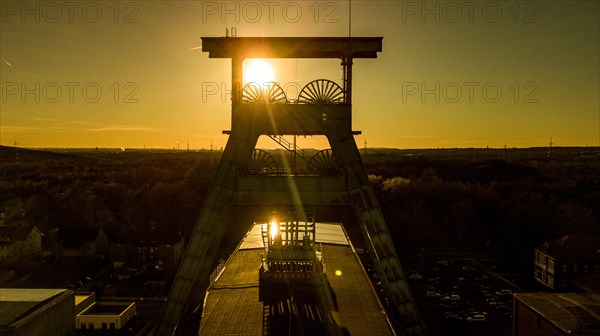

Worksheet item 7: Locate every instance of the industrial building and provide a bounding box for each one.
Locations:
[0,288,74,336]
[513,292,600,335]
[534,234,600,290]
[156,35,423,336]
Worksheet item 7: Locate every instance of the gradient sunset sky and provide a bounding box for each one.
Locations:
[1,0,598,149]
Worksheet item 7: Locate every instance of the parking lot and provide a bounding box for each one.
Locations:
[362,252,521,336]
[407,258,516,336]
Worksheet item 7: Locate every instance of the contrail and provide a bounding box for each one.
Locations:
[3,60,12,67]
[187,46,202,51]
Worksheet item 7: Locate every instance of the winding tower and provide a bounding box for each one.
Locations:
[156,37,425,335]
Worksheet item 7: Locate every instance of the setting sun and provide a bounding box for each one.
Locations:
[244,59,275,85]
[269,220,279,239]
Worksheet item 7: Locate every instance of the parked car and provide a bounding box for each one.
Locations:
[443,294,461,302]
[495,289,513,296]
[409,273,423,280]
[425,291,441,299]
[466,314,487,322]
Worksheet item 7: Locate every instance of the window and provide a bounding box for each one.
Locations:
[547,258,555,273]
[573,265,578,272]
[110,323,115,329]
[584,265,589,273]
[562,265,567,272]
[89,323,94,329]
[102,322,107,329]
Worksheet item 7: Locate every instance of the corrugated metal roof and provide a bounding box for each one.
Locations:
[515,292,600,334]
[239,223,349,250]
[315,223,349,246]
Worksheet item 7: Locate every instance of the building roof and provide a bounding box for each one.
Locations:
[57,227,103,248]
[75,292,95,307]
[198,223,392,335]
[240,222,349,250]
[80,302,134,315]
[0,226,39,245]
[537,234,600,260]
[515,292,600,334]
[0,288,70,327]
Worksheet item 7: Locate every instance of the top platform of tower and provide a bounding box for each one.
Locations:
[201,37,383,59]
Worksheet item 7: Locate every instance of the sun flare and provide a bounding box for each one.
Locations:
[269,220,279,239]
[244,59,275,85]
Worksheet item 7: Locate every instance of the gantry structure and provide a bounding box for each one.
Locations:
[155,37,425,335]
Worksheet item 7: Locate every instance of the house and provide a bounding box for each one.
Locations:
[534,234,600,290]
[0,226,42,266]
[137,233,185,274]
[109,231,184,276]
[513,292,600,335]
[56,227,108,260]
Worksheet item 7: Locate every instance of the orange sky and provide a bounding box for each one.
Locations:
[1,1,598,149]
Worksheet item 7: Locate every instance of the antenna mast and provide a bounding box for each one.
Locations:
[348,0,352,37]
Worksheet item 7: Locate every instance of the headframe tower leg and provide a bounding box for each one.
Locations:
[155,131,259,335]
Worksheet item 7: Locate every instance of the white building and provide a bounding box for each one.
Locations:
[75,293,136,334]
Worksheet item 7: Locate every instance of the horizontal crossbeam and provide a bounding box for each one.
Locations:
[201,37,383,59]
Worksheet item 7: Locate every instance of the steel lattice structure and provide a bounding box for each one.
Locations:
[155,37,425,336]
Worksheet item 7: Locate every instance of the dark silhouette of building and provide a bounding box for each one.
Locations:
[56,227,108,261]
[108,232,184,276]
[0,226,42,267]
[534,234,600,290]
